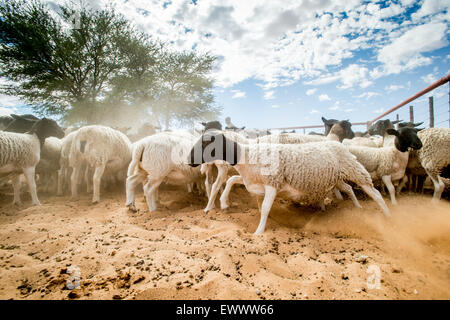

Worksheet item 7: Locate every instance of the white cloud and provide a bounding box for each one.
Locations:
[375,22,448,77]
[231,89,246,99]
[309,109,319,114]
[271,104,280,108]
[412,0,450,20]
[264,90,275,100]
[306,88,317,96]
[356,92,380,100]
[305,64,373,89]
[318,94,331,101]
[421,73,437,84]
[385,84,405,92]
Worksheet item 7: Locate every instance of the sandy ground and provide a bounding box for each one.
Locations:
[0,184,449,300]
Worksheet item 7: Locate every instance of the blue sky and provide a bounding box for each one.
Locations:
[0,0,449,132]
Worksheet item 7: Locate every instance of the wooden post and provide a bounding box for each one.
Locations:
[396,114,399,129]
[429,96,434,128]
[303,128,306,134]
[409,105,414,123]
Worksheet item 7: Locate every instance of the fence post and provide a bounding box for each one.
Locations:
[396,114,399,129]
[409,105,414,123]
[429,96,434,128]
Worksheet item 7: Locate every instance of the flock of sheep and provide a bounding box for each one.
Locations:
[0,113,449,235]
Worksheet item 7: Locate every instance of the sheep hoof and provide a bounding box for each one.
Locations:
[221,206,230,213]
[13,202,22,206]
[92,200,99,205]
[127,204,138,213]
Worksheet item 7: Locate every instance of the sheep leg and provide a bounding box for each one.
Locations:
[382,175,397,205]
[125,171,146,212]
[57,168,64,196]
[334,188,344,201]
[220,175,244,210]
[396,176,408,195]
[70,165,81,199]
[254,185,277,235]
[85,166,92,194]
[336,181,362,209]
[23,166,40,206]
[92,163,106,204]
[143,179,163,212]
[201,164,213,198]
[204,165,228,214]
[360,185,390,217]
[12,175,22,205]
[426,170,445,203]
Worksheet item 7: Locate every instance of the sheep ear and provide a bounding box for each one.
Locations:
[414,122,423,127]
[241,126,245,130]
[414,128,424,132]
[386,129,399,136]
[200,122,207,127]
[321,117,328,123]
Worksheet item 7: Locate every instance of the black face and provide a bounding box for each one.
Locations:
[201,121,222,132]
[31,118,65,142]
[336,120,355,140]
[0,116,13,129]
[368,119,402,135]
[188,130,241,167]
[4,115,39,133]
[322,117,339,135]
[386,127,422,152]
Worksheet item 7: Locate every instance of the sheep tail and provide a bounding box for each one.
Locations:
[127,143,145,176]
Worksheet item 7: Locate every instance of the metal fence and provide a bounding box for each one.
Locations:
[271,74,450,134]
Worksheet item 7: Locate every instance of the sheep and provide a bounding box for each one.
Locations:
[257,132,325,144]
[3,114,40,133]
[69,125,132,203]
[346,127,422,205]
[199,120,360,214]
[36,137,63,193]
[188,131,390,234]
[57,131,78,196]
[125,132,203,213]
[414,127,450,203]
[0,117,65,205]
[367,119,402,147]
[0,115,13,130]
[127,123,161,142]
[342,137,379,148]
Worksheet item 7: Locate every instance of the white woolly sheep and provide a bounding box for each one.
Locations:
[188,132,390,234]
[202,120,358,213]
[36,136,63,193]
[0,117,65,205]
[125,132,203,212]
[415,127,450,202]
[346,127,422,205]
[69,125,132,203]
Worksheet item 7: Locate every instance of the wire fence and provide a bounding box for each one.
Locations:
[272,74,450,134]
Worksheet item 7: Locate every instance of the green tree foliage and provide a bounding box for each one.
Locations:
[0,0,220,127]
